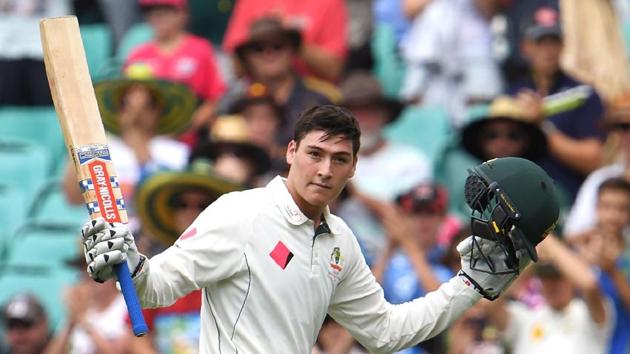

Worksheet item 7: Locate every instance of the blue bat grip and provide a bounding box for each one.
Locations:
[115,263,148,337]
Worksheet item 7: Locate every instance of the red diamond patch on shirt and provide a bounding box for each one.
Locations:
[179,227,197,241]
[269,241,293,270]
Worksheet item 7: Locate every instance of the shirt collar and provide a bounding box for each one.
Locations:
[267,176,339,234]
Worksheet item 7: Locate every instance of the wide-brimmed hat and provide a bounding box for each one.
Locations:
[461,96,548,161]
[235,17,302,60]
[192,115,272,177]
[340,71,403,123]
[94,63,198,136]
[135,160,243,245]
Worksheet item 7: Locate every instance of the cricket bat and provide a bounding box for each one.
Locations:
[40,16,148,337]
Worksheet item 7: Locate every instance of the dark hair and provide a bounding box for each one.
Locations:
[293,105,361,156]
[598,177,630,197]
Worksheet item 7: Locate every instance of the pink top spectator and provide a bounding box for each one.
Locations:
[126,34,226,101]
[222,0,348,77]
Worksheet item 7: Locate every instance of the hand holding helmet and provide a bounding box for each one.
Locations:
[458,157,560,300]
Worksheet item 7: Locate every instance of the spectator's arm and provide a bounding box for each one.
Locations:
[43,322,75,354]
[545,132,603,176]
[480,296,510,331]
[300,43,344,82]
[402,0,432,19]
[538,236,608,325]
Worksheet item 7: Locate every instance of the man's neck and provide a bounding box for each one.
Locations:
[156,32,185,52]
[532,70,556,96]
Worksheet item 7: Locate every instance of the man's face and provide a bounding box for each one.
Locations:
[523,36,563,76]
[244,38,293,80]
[596,189,630,233]
[145,6,187,39]
[351,106,388,153]
[480,120,528,159]
[242,103,280,147]
[408,212,445,249]
[5,318,49,354]
[173,189,215,233]
[285,131,357,215]
[540,276,574,311]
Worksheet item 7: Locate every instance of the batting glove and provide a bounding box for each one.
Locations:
[457,235,531,300]
[81,218,144,283]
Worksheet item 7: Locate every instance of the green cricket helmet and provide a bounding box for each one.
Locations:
[464,157,560,273]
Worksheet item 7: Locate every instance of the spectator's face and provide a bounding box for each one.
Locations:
[145,6,187,39]
[214,154,254,185]
[5,318,49,354]
[245,39,293,80]
[242,103,281,148]
[286,131,356,213]
[410,212,445,249]
[173,189,214,232]
[480,121,528,159]
[352,107,388,153]
[523,37,563,76]
[596,189,630,234]
[615,123,630,159]
[540,276,574,310]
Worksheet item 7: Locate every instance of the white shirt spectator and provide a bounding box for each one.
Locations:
[503,299,614,354]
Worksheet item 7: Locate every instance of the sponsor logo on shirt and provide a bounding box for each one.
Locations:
[328,247,344,279]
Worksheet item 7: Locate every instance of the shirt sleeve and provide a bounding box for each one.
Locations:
[133,192,251,308]
[327,236,481,354]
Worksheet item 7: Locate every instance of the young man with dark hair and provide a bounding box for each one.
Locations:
[78,105,557,353]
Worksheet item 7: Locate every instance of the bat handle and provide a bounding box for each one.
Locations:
[115,263,148,337]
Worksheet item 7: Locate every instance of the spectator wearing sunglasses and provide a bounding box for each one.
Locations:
[130,159,242,354]
[1,294,51,354]
[566,94,630,237]
[219,17,334,145]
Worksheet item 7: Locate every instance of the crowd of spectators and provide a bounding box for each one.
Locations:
[2,0,630,353]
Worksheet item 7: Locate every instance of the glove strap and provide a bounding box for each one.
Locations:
[131,255,147,278]
[457,270,499,301]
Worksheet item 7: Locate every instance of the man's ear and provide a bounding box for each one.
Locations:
[286,140,297,165]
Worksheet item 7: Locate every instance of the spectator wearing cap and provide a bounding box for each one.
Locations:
[125,0,227,145]
[222,0,348,82]
[219,17,334,145]
[371,182,458,354]
[128,160,243,354]
[484,236,613,354]
[62,63,191,209]
[566,93,630,236]
[506,5,606,203]
[399,0,504,126]
[336,72,432,265]
[2,294,51,354]
[569,178,630,354]
[191,115,272,187]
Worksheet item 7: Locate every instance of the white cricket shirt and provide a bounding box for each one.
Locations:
[133,176,481,354]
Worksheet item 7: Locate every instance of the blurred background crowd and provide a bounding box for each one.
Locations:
[1,0,630,353]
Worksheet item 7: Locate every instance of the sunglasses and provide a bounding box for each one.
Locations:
[171,200,211,212]
[611,123,630,132]
[249,41,288,53]
[481,129,525,142]
[6,319,36,330]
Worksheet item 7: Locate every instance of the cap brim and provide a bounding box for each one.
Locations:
[94,78,198,136]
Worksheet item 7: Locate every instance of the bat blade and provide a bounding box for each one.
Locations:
[40,16,147,337]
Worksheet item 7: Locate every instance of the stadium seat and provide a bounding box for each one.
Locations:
[28,180,88,226]
[0,139,50,206]
[116,22,153,61]
[0,267,78,330]
[384,105,452,166]
[0,106,65,172]
[371,24,405,98]
[1,221,81,269]
[80,23,114,78]
[0,185,27,244]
